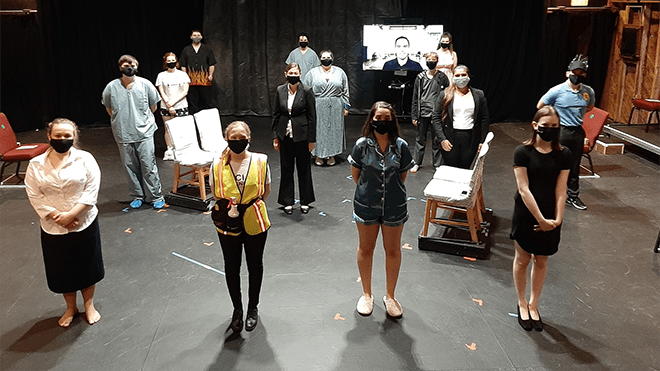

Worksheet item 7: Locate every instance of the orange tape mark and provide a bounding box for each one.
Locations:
[157,209,167,213]
[203,242,214,246]
[356,277,362,282]
[165,204,170,208]
[465,343,477,351]
[463,257,477,262]
[203,210,212,215]
[124,228,132,234]
[334,313,345,321]
[402,243,413,250]
[471,298,483,307]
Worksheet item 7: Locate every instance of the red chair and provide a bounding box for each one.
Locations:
[0,113,49,185]
[581,107,609,175]
[628,98,660,133]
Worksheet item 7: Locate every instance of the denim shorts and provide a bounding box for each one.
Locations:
[352,210,408,227]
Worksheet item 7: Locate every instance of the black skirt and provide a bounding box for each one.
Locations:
[40,217,105,293]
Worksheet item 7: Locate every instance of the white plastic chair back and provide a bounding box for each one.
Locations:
[166,115,214,166]
[194,108,227,155]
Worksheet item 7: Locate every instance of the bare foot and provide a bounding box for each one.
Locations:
[58,308,79,327]
[85,306,101,325]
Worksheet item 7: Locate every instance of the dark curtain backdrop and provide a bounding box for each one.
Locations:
[0,0,616,132]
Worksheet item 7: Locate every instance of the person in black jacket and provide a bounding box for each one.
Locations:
[410,52,449,172]
[272,63,317,215]
[431,65,490,169]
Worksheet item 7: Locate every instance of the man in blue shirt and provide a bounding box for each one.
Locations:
[537,54,595,210]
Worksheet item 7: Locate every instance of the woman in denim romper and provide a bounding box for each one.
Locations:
[348,101,414,318]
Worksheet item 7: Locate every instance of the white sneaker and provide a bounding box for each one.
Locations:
[163,149,174,161]
[356,295,373,316]
[383,296,402,318]
[410,165,419,173]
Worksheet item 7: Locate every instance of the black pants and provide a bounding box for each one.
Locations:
[218,230,268,311]
[278,136,315,206]
[187,85,214,114]
[441,129,475,169]
[415,116,442,167]
[559,125,585,198]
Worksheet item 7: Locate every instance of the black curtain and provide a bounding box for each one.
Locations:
[1,0,204,131]
[0,0,617,132]
[204,0,402,117]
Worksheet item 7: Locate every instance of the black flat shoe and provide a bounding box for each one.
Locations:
[230,309,243,333]
[301,205,309,214]
[517,305,532,331]
[245,308,258,331]
[530,310,544,332]
[284,206,293,215]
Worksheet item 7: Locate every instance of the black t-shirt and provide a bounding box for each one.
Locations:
[179,44,217,86]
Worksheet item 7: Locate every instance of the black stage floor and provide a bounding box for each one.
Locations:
[2,116,659,371]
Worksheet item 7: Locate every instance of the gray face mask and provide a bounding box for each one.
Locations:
[192,37,202,43]
[453,76,470,89]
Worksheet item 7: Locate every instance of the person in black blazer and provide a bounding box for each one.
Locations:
[431,65,490,169]
[272,63,317,215]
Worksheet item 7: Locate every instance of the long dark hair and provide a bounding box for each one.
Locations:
[441,65,470,121]
[362,101,401,143]
[524,106,562,151]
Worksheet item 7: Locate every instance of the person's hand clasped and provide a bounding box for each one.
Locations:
[534,219,558,232]
[441,139,453,152]
[273,138,280,151]
[51,211,79,229]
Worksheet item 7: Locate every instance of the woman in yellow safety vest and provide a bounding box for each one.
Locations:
[209,121,271,333]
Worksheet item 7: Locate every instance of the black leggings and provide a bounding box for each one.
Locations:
[218,230,268,311]
[441,129,475,169]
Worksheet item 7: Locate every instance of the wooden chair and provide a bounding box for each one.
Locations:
[0,113,49,185]
[628,98,660,133]
[193,108,227,156]
[165,116,215,200]
[581,107,609,175]
[421,132,494,243]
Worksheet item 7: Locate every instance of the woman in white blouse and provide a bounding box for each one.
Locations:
[25,118,104,327]
[431,65,490,169]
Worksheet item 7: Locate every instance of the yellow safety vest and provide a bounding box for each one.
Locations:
[212,153,271,236]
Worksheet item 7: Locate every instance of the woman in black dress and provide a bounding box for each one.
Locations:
[25,118,104,327]
[272,62,316,215]
[511,106,570,332]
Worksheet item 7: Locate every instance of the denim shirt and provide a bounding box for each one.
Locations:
[348,136,414,219]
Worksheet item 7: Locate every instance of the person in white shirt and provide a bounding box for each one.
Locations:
[431,65,490,169]
[155,52,190,160]
[25,118,104,328]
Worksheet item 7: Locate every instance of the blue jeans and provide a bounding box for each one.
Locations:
[116,138,164,203]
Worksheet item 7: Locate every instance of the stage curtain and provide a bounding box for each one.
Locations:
[203,0,402,116]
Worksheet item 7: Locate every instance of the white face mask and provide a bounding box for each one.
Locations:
[453,76,470,88]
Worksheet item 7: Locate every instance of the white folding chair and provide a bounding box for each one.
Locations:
[165,115,215,200]
[421,132,494,243]
[193,108,227,156]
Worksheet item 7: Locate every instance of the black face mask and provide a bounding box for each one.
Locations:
[299,41,308,48]
[440,42,450,49]
[536,126,560,142]
[166,62,177,69]
[426,61,438,70]
[286,75,300,85]
[50,138,74,154]
[372,120,394,135]
[121,67,137,77]
[227,139,249,154]
[569,74,585,85]
[321,59,333,67]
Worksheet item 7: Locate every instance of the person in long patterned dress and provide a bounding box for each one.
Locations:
[302,50,350,166]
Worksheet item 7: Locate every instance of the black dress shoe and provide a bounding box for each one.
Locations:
[230,309,243,333]
[530,310,544,332]
[245,308,258,331]
[284,206,293,215]
[517,305,532,331]
[301,205,309,214]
